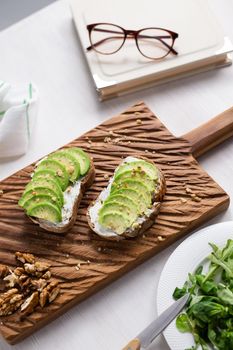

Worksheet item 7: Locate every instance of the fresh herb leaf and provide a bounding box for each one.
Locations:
[173,238,233,350]
[176,313,193,333]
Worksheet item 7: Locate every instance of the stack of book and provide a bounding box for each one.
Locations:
[71,0,233,100]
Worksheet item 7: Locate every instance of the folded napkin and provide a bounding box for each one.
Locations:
[0,81,38,159]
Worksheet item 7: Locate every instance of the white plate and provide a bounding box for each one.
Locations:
[157,221,233,350]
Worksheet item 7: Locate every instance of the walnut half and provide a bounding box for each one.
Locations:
[0,264,10,279]
[20,291,39,315]
[15,252,35,264]
[0,289,23,316]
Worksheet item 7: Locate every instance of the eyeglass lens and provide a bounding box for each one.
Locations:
[90,24,125,54]
[136,28,173,59]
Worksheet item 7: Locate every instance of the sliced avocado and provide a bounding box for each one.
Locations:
[104,194,139,214]
[32,169,63,191]
[112,188,148,213]
[98,211,131,235]
[36,159,69,190]
[23,194,61,212]
[24,178,63,204]
[98,201,137,223]
[113,169,155,193]
[49,151,80,183]
[64,148,90,176]
[111,179,151,205]
[115,161,158,180]
[27,202,62,223]
[18,187,63,208]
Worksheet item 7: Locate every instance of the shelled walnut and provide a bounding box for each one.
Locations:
[0,252,60,317]
[0,264,9,279]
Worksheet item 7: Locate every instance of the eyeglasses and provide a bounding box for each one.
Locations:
[86,23,179,60]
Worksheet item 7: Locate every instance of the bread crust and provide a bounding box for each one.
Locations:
[87,156,166,240]
[29,158,95,233]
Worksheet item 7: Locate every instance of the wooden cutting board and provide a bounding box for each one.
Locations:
[0,101,233,344]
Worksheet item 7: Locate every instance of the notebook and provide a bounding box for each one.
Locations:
[70,0,233,101]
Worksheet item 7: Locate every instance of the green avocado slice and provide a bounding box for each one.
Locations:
[27,202,62,223]
[24,178,64,204]
[32,169,63,191]
[23,194,61,212]
[36,159,69,190]
[64,148,90,176]
[18,187,63,208]
[113,169,155,193]
[98,211,131,235]
[98,201,137,223]
[104,194,139,214]
[111,188,149,213]
[115,160,158,180]
[49,151,80,183]
[111,179,151,205]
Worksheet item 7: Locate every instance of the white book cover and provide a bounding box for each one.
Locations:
[70,0,233,100]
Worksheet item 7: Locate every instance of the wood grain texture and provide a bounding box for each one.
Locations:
[184,106,233,158]
[0,102,229,344]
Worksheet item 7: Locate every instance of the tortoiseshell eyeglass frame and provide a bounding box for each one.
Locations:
[86,23,179,60]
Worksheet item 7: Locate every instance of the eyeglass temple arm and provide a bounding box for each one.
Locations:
[87,28,178,54]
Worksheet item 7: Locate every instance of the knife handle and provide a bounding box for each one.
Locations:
[122,338,141,350]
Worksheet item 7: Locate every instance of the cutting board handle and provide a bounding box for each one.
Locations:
[183,107,233,158]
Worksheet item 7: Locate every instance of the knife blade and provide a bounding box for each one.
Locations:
[122,293,189,350]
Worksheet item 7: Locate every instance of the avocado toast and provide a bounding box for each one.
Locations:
[18,147,95,233]
[87,156,166,240]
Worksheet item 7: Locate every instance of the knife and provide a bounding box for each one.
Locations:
[122,293,189,350]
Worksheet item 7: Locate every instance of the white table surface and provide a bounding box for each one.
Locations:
[0,1,233,349]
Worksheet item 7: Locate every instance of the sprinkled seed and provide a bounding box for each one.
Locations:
[88,140,92,144]
[145,150,148,153]
[115,138,120,143]
[158,235,165,241]
[104,137,112,143]
[97,247,102,252]
[192,195,202,202]
[185,187,193,194]
[0,190,3,196]
[132,222,139,229]
[136,119,142,125]
[104,174,109,179]
[180,198,187,203]
[109,130,114,135]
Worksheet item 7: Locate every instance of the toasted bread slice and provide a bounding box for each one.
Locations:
[19,149,95,233]
[87,156,166,240]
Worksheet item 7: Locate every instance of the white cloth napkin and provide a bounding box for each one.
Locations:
[0,81,38,159]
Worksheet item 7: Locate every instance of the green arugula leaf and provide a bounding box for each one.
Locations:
[173,238,233,350]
